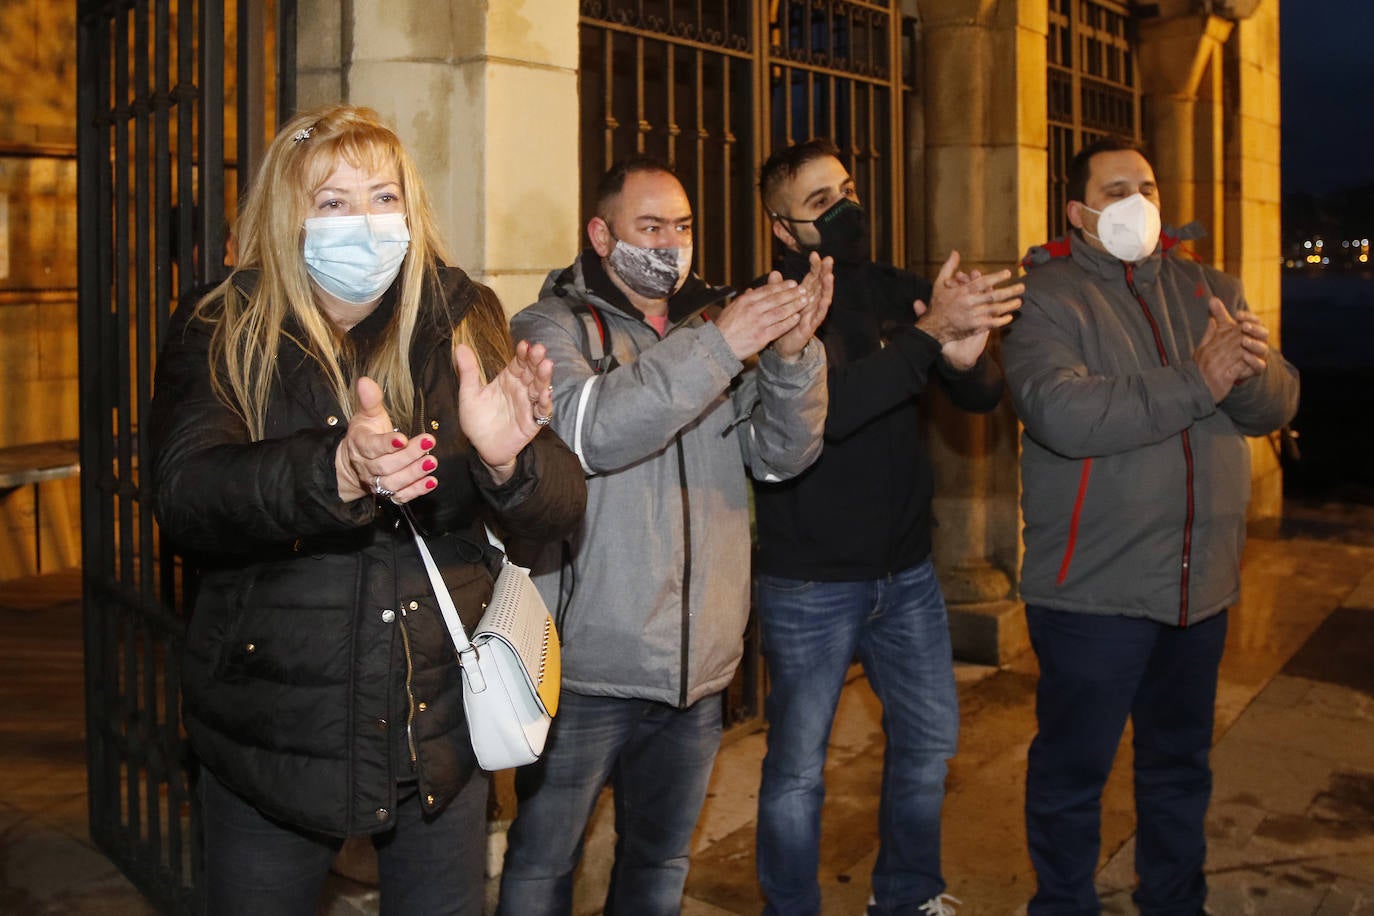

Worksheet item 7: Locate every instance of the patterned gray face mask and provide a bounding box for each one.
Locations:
[607,238,692,300]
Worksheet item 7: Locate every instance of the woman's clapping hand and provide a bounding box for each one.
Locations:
[336,376,438,504]
[453,339,555,485]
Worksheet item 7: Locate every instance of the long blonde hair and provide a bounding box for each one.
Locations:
[197,104,509,440]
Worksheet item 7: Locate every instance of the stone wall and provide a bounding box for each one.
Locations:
[0,0,80,579]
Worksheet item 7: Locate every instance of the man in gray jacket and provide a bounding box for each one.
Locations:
[497,157,832,916]
[1001,137,1299,915]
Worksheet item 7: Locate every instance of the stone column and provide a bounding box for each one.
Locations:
[295,0,581,314]
[1138,10,1234,267]
[1223,2,1286,519]
[916,0,1050,664]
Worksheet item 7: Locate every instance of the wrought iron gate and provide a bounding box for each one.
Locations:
[578,0,912,728]
[75,1,294,910]
[580,0,910,284]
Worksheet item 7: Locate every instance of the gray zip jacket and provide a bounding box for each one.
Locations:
[510,252,827,706]
[1002,232,1299,627]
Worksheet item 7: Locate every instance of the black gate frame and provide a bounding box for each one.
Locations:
[75,1,295,911]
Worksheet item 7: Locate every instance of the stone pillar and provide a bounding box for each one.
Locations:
[1138,11,1234,267]
[916,0,1050,663]
[295,0,581,314]
[1224,1,1286,519]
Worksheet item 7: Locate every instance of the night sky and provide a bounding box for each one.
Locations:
[1280,0,1374,196]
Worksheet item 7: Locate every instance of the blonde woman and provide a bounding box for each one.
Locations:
[149,105,585,915]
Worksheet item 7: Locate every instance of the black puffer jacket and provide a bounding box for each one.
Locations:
[149,267,585,836]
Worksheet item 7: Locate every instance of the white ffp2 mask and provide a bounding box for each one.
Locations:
[1083,193,1161,263]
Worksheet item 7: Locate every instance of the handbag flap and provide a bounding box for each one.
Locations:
[475,562,562,716]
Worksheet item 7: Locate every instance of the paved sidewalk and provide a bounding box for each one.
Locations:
[1,507,1372,915]
[670,526,1374,916]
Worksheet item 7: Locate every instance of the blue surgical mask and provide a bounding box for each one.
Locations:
[302,212,411,304]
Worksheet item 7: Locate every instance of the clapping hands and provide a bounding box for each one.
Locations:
[335,340,556,503]
[1193,297,1270,402]
[715,252,834,361]
[912,250,1024,369]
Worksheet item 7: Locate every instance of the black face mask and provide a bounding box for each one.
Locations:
[782,197,870,265]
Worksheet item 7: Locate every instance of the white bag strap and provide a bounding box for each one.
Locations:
[402,513,506,658]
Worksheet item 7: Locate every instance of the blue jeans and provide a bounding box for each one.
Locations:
[497,690,723,916]
[1024,606,1229,916]
[198,766,489,916]
[754,559,959,916]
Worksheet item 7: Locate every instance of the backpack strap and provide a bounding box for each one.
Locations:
[570,302,617,375]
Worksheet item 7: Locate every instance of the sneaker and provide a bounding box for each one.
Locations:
[919,895,961,916]
[864,893,962,916]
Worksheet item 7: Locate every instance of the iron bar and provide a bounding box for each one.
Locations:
[200,0,226,289]
[277,0,297,124]
[238,0,267,194]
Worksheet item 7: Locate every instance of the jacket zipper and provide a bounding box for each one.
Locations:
[675,436,692,708]
[1124,264,1194,626]
[396,608,419,767]
[660,318,697,709]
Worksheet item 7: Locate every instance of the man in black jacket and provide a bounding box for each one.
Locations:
[750,139,1022,916]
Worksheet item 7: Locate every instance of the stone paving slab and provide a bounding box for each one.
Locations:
[0,801,156,915]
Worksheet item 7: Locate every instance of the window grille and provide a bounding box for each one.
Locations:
[580,0,909,288]
[1047,0,1141,238]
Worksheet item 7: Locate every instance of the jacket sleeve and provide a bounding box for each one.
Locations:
[1215,294,1301,436]
[731,341,828,481]
[821,328,945,440]
[511,304,744,475]
[148,311,375,554]
[1000,286,1218,459]
[469,428,587,542]
[936,351,1004,413]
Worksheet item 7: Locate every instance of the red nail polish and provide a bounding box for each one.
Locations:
[392,438,405,449]
[422,458,436,471]
[421,437,434,450]
[424,479,437,489]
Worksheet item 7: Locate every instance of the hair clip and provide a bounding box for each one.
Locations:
[292,126,315,143]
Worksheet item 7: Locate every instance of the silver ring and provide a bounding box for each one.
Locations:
[533,413,552,427]
[373,475,396,499]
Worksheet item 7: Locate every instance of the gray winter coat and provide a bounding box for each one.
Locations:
[1001,233,1299,627]
[510,252,827,706]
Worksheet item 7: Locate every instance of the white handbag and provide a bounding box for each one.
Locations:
[406,515,561,771]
